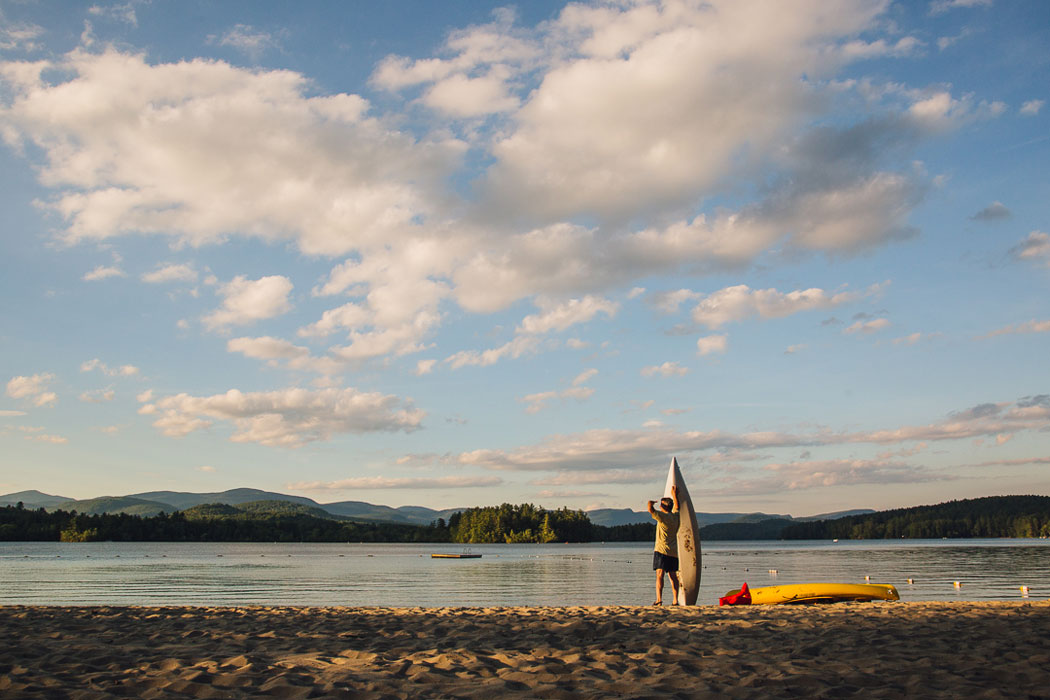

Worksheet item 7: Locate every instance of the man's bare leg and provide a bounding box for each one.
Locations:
[670,573,681,605]
[654,569,665,605]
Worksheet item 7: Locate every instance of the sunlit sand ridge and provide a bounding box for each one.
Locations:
[2,602,1048,698]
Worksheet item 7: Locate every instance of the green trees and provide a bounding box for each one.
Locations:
[449,503,594,543]
[0,504,450,543]
[6,495,1046,543]
[780,496,1050,540]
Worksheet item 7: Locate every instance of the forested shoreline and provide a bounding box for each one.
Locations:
[1,495,1047,543]
[779,495,1050,539]
[0,501,653,544]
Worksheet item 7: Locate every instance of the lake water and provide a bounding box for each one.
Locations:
[1,539,1046,607]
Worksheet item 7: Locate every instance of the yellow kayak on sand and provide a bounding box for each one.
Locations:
[723,582,899,605]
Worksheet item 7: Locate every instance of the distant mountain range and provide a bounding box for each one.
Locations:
[0,488,461,525]
[585,507,875,527]
[0,488,873,527]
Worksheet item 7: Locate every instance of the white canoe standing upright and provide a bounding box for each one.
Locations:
[663,456,702,605]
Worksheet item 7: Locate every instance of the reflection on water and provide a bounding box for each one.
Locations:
[1,539,1046,606]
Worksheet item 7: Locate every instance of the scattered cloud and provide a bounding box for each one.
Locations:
[936,28,973,51]
[451,393,1050,479]
[88,2,142,26]
[81,359,139,377]
[0,15,44,52]
[691,285,863,329]
[215,24,282,59]
[0,3,970,369]
[517,296,619,335]
[6,373,57,407]
[970,201,1011,222]
[981,319,1050,338]
[538,489,606,499]
[141,387,425,447]
[196,465,216,473]
[706,457,938,496]
[227,336,344,374]
[0,410,28,417]
[929,0,993,16]
[204,275,294,330]
[640,362,688,378]
[1011,231,1050,267]
[26,432,68,444]
[784,344,807,355]
[893,332,940,345]
[521,368,598,413]
[648,289,702,314]
[82,265,125,281]
[289,475,502,490]
[1,2,1043,508]
[142,263,198,284]
[696,335,728,356]
[839,37,923,61]
[529,469,661,486]
[445,336,542,369]
[79,389,115,403]
[420,69,520,118]
[876,443,929,460]
[371,9,538,119]
[707,449,772,464]
[0,49,459,258]
[963,456,1050,468]
[1020,100,1044,116]
[844,317,890,334]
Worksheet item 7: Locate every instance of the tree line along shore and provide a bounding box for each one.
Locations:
[1,495,1047,543]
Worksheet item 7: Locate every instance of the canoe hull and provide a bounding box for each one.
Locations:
[431,554,482,559]
[723,582,900,605]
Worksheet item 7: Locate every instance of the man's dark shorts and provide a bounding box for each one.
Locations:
[653,551,679,572]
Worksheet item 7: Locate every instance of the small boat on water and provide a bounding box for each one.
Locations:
[431,553,482,559]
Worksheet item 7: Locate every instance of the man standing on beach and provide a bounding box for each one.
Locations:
[648,485,680,606]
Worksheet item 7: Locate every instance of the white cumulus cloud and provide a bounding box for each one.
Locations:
[6,373,57,407]
[696,335,728,356]
[227,336,344,374]
[81,358,139,376]
[82,265,125,281]
[517,296,619,335]
[691,285,861,329]
[640,362,688,378]
[521,368,598,414]
[204,275,294,330]
[844,318,891,334]
[1020,100,1044,116]
[141,386,425,447]
[289,475,503,490]
[141,263,198,284]
[1012,231,1050,267]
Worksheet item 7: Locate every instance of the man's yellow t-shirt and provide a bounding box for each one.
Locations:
[651,508,680,557]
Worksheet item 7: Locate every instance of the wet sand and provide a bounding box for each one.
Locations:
[1,602,1048,698]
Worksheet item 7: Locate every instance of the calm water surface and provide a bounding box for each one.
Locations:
[1,539,1046,607]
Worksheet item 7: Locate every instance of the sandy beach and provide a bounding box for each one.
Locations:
[1,602,1048,699]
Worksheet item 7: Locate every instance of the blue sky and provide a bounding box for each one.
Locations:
[1,0,1048,516]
